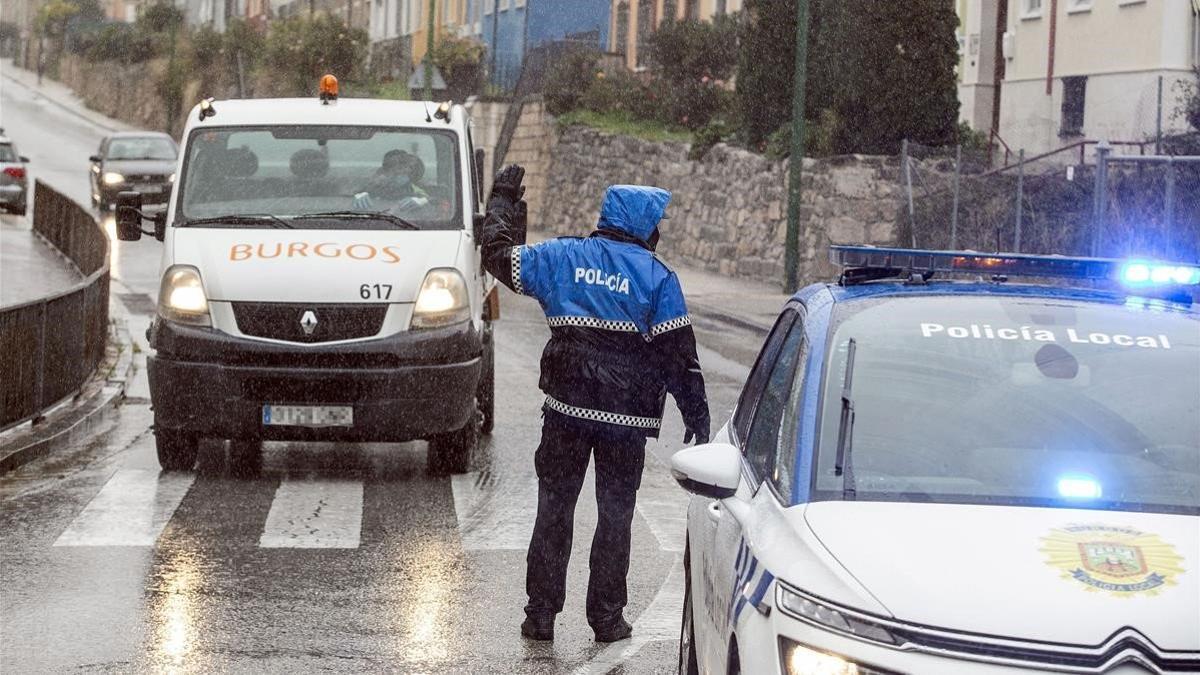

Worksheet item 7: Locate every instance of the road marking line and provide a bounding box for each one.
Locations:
[54,469,195,547]
[572,554,685,675]
[450,470,537,550]
[259,478,363,549]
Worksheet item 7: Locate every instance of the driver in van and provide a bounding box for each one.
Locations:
[354,149,428,210]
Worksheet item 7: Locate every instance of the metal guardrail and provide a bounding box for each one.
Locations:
[0,181,111,432]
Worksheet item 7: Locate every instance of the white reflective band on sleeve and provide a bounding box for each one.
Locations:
[650,314,692,337]
[544,396,662,429]
[511,246,525,295]
[547,315,641,332]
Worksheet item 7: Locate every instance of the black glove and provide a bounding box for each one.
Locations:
[683,420,710,446]
[491,164,526,203]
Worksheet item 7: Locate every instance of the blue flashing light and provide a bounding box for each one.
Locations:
[1057,475,1102,500]
[1119,261,1200,287]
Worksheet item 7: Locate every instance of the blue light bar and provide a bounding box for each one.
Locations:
[1057,475,1102,499]
[830,246,1200,287]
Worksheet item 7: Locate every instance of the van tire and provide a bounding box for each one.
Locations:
[428,414,478,474]
[479,328,495,434]
[156,428,199,471]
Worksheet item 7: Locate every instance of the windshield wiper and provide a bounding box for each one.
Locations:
[181,214,293,229]
[293,210,420,230]
[833,337,858,500]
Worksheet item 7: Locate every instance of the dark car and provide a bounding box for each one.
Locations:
[89,131,178,210]
[0,132,30,215]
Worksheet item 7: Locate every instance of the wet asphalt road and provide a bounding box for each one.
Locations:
[0,73,760,672]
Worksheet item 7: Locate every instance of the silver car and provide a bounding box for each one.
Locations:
[0,133,30,215]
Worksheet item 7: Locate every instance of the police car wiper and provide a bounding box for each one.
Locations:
[294,211,420,230]
[181,214,294,229]
[833,337,858,500]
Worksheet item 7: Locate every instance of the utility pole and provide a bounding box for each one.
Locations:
[783,0,810,293]
[424,0,435,100]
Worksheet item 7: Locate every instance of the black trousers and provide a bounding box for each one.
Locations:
[525,413,647,628]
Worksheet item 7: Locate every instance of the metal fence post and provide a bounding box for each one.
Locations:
[1014,148,1024,253]
[1091,141,1111,257]
[1164,157,1176,258]
[902,139,916,247]
[951,144,961,249]
[1155,75,1163,156]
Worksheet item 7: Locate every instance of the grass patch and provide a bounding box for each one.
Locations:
[358,79,410,100]
[556,110,692,144]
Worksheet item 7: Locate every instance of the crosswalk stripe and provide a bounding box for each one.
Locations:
[53,469,195,547]
[258,478,364,549]
[451,471,537,551]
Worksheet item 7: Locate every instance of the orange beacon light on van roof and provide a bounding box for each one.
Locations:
[319,74,339,103]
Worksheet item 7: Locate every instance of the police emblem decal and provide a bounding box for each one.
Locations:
[1040,525,1185,596]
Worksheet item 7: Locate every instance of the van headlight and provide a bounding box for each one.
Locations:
[411,268,470,328]
[157,265,211,327]
[102,171,125,185]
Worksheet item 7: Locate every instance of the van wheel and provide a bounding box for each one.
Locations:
[428,413,478,474]
[678,543,700,675]
[478,328,495,434]
[229,439,262,477]
[156,428,199,471]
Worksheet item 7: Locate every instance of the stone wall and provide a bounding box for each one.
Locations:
[58,55,201,136]
[502,98,557,233]
[535,125,903,284]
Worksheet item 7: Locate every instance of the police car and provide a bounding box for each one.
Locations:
[116,77,496,474]
[671,247,1199,674]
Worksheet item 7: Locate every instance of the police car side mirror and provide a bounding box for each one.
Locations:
[671,443,742,500]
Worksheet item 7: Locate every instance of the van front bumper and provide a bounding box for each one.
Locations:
[147,320,482,442]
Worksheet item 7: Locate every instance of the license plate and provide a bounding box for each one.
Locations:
[262,404,353,427]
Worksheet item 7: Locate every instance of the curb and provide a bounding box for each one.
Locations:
[0,317,134,474]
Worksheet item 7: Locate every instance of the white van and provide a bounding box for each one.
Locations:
[116,84,496,474]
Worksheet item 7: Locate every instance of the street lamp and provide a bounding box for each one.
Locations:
[783,0,810,293]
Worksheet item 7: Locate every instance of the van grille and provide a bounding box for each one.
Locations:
[232,303,388,344]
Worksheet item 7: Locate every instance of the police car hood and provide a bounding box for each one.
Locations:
[596,185,670,243]
[172,228,464,303]
[802,502,1198,649]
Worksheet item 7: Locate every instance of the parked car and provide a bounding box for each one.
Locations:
[89,131,177,211]
[0,131,30,215]
[673,246,1200,675]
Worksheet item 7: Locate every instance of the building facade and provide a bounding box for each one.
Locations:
[608,0,742,71]
[960,0,1198,155]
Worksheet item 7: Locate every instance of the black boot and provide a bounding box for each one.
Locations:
[521,614,555,641]
[593,616,632,643]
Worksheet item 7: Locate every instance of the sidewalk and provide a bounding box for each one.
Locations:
[0,60,132,134]
[0,216,82,308]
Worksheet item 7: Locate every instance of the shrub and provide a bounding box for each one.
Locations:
[647,16,738,85]
[265,15,368,96]
[429,34,485,101]
[544,49,601,116]
[689,117,738,160]
[84,23,155,63]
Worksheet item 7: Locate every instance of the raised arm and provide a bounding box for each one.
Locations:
[480,165,528,293]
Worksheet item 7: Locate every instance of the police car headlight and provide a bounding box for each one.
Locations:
[777,586,899,646]
[102,172,125,185]
[780,639,863,675]
[158,265,211,327]
[411,268,470,328]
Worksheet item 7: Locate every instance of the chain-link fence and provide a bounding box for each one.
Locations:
[900,137,1200,263]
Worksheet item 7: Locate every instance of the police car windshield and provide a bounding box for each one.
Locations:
[814,295,1200,515]
[176,125,462,230]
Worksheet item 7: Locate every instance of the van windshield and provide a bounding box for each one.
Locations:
[813,295,1200,515]
[176,125,462,230]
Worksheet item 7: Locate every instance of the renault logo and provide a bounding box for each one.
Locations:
[299,310,318,336]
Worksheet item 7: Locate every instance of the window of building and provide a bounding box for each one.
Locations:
[1021,0,1043,19]
[1067,0,1092,13]
[484,0,492,14]
[663,0,677,23]
[515,0,526,7]
[1060,76,1087,136]
[615,1,630,55]
[635,0,654,68]
[685,0,700,20]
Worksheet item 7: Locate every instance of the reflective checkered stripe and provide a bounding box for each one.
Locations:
[547,316,641,332]
[510,247,525,295]
[544,396,662,429]
[650,314,692,337]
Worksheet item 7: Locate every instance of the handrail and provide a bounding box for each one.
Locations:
[981,138,1155,177]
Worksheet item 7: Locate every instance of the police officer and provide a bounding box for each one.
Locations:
[481,165,710,643]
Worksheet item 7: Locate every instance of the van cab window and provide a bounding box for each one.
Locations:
[177,125,462,230]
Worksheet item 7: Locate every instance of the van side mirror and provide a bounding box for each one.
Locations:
[670,443,742,500]
[19,156,29,163]
[88,154,101,163]
[115,191,167,242]
[474,148,486,205]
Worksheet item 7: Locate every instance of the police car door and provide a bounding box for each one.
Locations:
[696,308,806,672]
